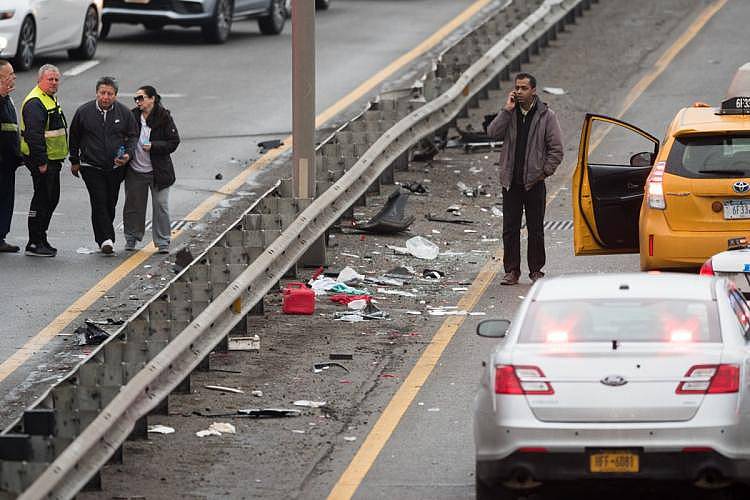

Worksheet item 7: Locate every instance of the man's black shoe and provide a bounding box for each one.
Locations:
[529,271,545,283]
[43,238,57,253]
[500,271,520,285]
[0,240,20,253]
[25,242,55,257]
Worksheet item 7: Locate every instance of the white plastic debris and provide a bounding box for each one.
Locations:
[76,247,96,255]
[147,425,175,434]
[344,436,357,442]
[310,276,339,295]
[347,299,369,310]
[291,429,306,434]
[335,314,365,322]
[405,310,422,315]
[405,236,439,260]
[386,244,410,255]
[452,287,469,292]
[294,400,327,408]
[543,86,566,95]
[338,266,364,284]
[196,429,222,437]
[427,407,441,412]
[491,206,503,217]
[204,385,244,394]
[251,390,264,397]
[464,229,478,233]
[209,422,236,434]
[377,288,417,298]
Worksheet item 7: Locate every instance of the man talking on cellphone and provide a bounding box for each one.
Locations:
[487,72,564,285]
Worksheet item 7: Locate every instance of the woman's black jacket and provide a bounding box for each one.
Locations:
[131,104,180,190]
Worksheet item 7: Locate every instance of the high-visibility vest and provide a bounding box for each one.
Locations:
[20,85,68,160]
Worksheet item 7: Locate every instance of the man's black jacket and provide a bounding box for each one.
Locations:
[0,95,22,168]
[69,99,138,169]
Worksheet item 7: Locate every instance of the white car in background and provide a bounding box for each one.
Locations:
[0,0,102,71]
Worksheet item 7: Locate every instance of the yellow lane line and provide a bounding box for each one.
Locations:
[327,246,504,500]
[0,0,494,383]
[327,1,728,498]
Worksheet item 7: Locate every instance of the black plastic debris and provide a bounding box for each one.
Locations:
[258,139,284,154]
[384,266,415,282]
[446,113,503,152]
[422,269,445,279]
[85,318,124,326]
[400,181,429,194]
[173,246,194,273]
[313,362,350,373]
[215,173,223,180]
[411,137,440,162]
[426,213,475,225]
[330,353,354,360]
[75,320,111,346]
[356,189,415,234]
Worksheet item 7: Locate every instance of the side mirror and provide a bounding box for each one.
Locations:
[629,151,655,167]
[476,319,511,338]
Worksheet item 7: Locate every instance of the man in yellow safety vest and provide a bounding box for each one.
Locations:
[20,64,68,257]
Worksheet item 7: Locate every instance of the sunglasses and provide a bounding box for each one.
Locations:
[133,95,146,102]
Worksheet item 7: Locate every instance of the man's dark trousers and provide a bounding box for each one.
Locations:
[0,162,15,240]
[80,165,125,246]
[27,160,62,245]
[502,180,546,275]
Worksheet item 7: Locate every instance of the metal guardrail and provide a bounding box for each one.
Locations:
[0,0,592,497]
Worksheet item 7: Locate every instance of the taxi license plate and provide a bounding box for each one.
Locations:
[589,451,639,473]
[724,200,750,219]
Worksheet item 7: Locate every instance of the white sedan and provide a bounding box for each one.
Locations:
[701,242,750,296]
[474,273,750,499]
[0,0,102,71]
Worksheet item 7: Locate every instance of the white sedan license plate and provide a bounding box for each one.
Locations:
[724,200,750,220]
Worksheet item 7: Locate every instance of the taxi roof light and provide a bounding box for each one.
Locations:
[716,97,750,115]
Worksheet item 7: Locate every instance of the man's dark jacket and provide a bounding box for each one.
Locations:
[69,100,138,168]
[131,104,180,190]
[0,95,22,169]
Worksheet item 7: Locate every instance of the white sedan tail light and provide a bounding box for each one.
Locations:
[675,364,739,394]
[495,365,554,395]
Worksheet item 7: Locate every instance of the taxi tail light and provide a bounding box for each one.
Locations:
[647,161,666,210]
[495,365,554,395]
[699,259,715,276]
[676,364,739,394]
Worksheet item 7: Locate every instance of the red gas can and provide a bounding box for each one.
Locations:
[282,282,315,315]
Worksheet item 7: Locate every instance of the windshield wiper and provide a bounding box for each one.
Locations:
[698,169,747,176]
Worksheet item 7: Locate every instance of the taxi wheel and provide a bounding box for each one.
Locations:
[12,16,35,72]
[68,6,99,60]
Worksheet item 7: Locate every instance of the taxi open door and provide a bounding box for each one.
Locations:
[572,114,660,255]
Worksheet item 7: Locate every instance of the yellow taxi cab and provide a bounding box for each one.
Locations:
[573,71,750,270]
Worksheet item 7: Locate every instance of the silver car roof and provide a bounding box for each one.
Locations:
[533,273,718,302]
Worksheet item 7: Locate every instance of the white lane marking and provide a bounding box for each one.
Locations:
[63,60,100,77]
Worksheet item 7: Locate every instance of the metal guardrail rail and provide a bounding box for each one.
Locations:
[0,0,593,497]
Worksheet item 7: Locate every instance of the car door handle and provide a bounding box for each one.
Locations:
[626,181,642,190]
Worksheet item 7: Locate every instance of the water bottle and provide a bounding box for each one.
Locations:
[115,145,125,168]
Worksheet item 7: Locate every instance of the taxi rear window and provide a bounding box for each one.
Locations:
[667,134,750,178]
[518,299,721,343]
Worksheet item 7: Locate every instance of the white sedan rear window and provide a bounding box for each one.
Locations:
[519,299,720,343]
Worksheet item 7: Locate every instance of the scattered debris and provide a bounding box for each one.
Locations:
[356,189,415,234]
[377,288,417,298]
[173,246,194,273]
[291,429,306,434]
[204,385,244,394]
[313,362,350,373]
[85,318,124,326]
[329,294,372,305]
[404,310,422,315]
[258,139,284,154]
[147,425,175,434]
[364,275,404,287]
[405,236,439,260]
[337,266,364,284]
[214,173,223,180]
[384,266,415,281]
[236,408,301,418]
[422,269,445,280]
[456,181,488,197]
[209,422,236,434]
[335,301,388,321]
[74,320,111,346]
[347,299,369,310]
[196,429,221,438]
[426,213,475,225]
[543,86,566,95]
[228,335,261,351]
[76,247,95,255]
[329,353,353,360]
[251,390,264,397]
[399,181,429,194]
[343,436,358,442]
[293,400,327,408]
[491,206,503,217]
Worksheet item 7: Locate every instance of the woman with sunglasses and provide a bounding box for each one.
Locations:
[123,86,180,253]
